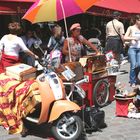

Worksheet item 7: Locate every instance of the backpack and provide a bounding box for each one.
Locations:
[83,106,107,132]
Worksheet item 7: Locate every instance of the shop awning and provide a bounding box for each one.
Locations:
[0,0,35,15]
[87,0,140,18]
[0,0,35,2]
[123,0,140,14]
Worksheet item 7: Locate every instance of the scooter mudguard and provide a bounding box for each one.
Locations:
[48,100,80,123]
[37,73,66,124]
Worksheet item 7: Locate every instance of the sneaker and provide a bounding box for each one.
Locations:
[131,83,136,88]
[122,56,128,60]
[120,60,128,65]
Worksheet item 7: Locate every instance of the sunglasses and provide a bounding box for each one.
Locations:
[75,28,81,32]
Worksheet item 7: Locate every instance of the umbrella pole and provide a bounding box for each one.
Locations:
[60,0,72,62]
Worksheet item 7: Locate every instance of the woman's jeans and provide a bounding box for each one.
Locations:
[128,48,140,84]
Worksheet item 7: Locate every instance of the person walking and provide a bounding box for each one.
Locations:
[0,22,38,73]
[124,15,140,88]
[105,11,125,63]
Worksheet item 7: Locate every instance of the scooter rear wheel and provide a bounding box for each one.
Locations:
[51,114,83,140]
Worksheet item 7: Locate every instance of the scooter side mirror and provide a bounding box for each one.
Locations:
[34,41,40,49]
[34,43,45,55]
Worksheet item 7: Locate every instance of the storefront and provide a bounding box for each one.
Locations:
[0,0,34,15]
[0,0,34,37]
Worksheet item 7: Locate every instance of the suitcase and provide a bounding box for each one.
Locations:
[22,90,41,116]
[5,63,37,81]
[79,55,106,73]
[55,62,84,82]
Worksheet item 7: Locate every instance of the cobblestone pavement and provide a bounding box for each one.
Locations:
[1,63,140,140]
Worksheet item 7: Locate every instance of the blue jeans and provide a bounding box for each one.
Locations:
[128,48,140,84]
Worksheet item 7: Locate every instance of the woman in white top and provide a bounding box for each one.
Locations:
[124,15,140,87]
[62,23,99,62]
[0,22,38,73]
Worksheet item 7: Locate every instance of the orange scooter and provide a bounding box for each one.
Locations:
[25,51,83,140]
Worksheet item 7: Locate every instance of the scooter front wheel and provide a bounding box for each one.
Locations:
[51,114,83,140]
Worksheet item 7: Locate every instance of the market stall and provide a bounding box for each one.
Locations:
[79,54,117,107]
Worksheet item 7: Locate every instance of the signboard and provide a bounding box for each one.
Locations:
[0,1,33,15]
[87,6,132,19]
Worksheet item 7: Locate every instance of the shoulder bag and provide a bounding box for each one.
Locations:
[112,20,125,48]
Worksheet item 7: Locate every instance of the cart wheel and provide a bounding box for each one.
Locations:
[93,79,109,107]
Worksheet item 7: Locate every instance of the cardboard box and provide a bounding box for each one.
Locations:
[6,63,36,81]
[56,62,84,82]
[115,98,133,117]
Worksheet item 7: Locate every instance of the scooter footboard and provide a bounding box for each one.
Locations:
[48,100,80,122]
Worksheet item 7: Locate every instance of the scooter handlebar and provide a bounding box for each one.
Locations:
[63,76,89,86]
[75,76,89,85]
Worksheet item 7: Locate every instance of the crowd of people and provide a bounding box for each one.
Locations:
[0,21,99,72]
[0,12,140,88]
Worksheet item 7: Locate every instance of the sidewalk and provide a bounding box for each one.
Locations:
[88,63,140,140]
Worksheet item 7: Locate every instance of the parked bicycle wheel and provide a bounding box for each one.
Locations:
[93,79,110,107]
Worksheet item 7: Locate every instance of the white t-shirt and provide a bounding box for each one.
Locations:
[21,36,42,49]
[126,26,140,48]
[106,19,125,38]
[0,35,29,57]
